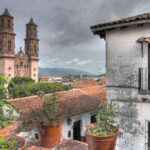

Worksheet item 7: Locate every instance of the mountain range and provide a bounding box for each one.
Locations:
[39,67,95,77]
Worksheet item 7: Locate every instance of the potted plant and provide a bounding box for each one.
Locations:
[84,102,119,150]
[0,136,27,150]
[22,94,63,148]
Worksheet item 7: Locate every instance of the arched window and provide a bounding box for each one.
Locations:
[0,40,2,51]
[27,45,30,55]
[8,41,11,51]
[1,19,3,29]
[8,20,10,29]
[34,45,36,56]
[28,30,31,36]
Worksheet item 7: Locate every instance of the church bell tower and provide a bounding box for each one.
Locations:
[0,8,15,78]
[24,18,39,82]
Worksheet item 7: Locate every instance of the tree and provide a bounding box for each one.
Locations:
[0,74,17,128]
[0,74,7,100]
[8,77,35,98]
[8,77,73,98]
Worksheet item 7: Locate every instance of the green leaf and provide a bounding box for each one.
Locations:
[0,137,6,144]
[1,121,8,128]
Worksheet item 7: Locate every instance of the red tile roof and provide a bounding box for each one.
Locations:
[8,86,106,121]
[90,12,150,33]
[72,79,98,88]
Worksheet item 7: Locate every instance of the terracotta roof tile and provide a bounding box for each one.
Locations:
[72,79,98,88]
[90,12,150,31]
[8,86,106,121]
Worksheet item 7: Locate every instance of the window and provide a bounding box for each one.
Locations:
[0,40,2,51]
[138,68,142,91]
[8,41,11,51]
[1,19,3,29]
[8,20,10,29]
[91,115,96,123]
[28,30,31,36]
[27,45,30,55]
[68,131,71,138]
[34,45,36,55]
[35,133,38,139]
[8,67,11,70]
[20,62,23,66]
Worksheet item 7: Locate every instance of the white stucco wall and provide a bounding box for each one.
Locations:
[62,110,99,139]
[105,23,150,150]
[106,24,150,89]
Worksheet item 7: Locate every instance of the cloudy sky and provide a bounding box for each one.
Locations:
[0,0,150,74]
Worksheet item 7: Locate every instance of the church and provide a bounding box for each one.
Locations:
[0,8,39,82]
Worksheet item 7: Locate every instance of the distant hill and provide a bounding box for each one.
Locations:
[39,67,95,77]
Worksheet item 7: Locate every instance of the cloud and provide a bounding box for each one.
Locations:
[61,58,92,66]
[1,0,150,74]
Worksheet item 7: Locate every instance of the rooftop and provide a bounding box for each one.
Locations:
[26,18,37,26]
[72,79,98,88]
[8,85,106,122]
[90,12,150,36]
[27,137,88,150]
[0,8,13,18]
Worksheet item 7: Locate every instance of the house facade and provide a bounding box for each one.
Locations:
[0,9,39,82]
[91,13,150,150]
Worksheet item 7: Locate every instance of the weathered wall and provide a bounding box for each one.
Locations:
[105,24,150,150]
[106,24,150,88]
[113,100,150,150]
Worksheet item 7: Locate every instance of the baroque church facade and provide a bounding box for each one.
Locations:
[0,9,39,82]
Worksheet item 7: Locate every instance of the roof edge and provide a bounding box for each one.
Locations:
[91,19,150,35]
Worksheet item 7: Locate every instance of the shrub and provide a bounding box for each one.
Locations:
[0,137,16,150]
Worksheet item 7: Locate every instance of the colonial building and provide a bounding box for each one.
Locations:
[91,13,150,150]
[0,9,39,82]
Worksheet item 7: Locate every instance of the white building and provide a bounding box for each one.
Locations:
[91,12,150,150]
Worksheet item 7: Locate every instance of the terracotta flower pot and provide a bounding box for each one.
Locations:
[84,124,119,150]
[38,122,63,148]
[0,135,27,150]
